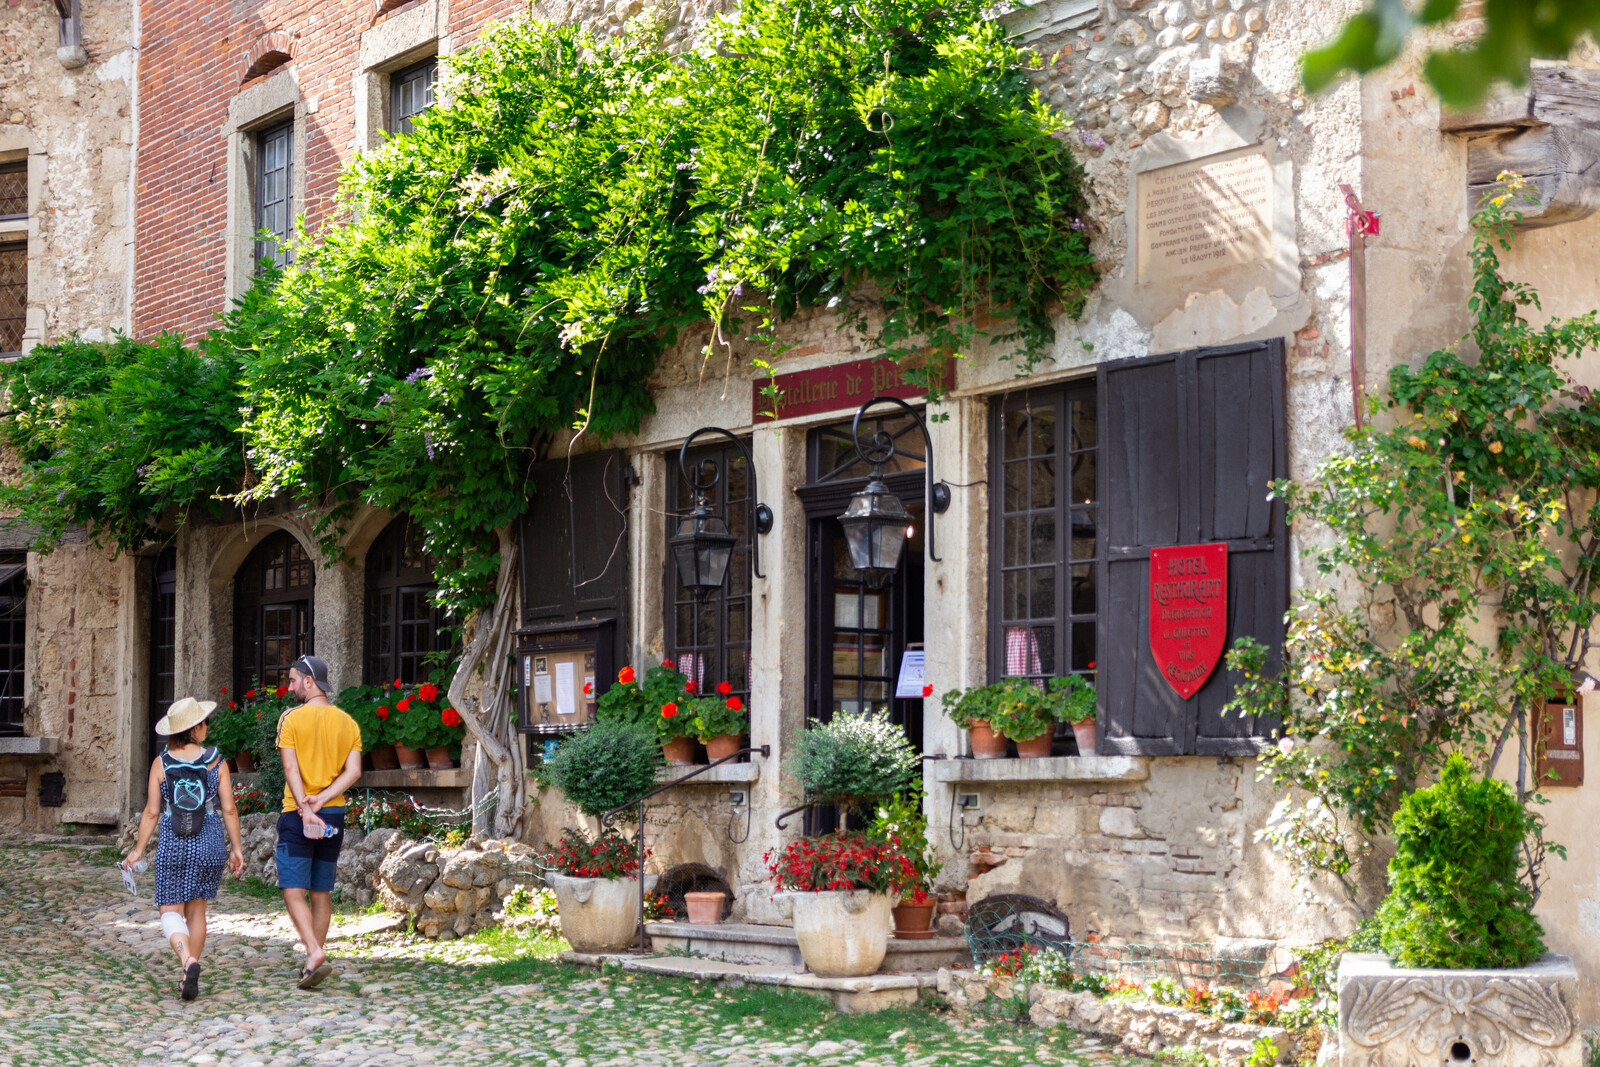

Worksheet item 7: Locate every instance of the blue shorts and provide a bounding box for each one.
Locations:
[275,807,346,893]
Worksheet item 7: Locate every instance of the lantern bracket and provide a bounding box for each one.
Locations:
[848,396,950,563]
[676,426,769,580]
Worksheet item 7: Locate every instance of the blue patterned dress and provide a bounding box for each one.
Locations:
[153,747,228,906]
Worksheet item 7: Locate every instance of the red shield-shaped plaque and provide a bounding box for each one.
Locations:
[1149,543,1228,700]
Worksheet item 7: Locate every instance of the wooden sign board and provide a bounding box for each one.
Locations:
[752,357,953,423]
[1149,543,1228,700]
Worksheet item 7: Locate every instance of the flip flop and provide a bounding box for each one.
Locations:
[181,962,201,1001]
[296,961,333,990]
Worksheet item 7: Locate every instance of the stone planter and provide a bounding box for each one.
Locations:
[704,734,743,762]
[891,900,937,939]
[788,889,892,977]
[1071,718,1096,756]
[968,720,1008,759]
[369,744,399,770]
[1337,953,1581,1067]
[684,890,727,925]
[425,746,454,769]
[662,737,696,766]
[393,743,427,769]
[1014,733,1053,758]
[547,872,641,953]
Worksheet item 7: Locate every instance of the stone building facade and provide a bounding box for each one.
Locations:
[0,0,138,832]
[8,0,1600,1016]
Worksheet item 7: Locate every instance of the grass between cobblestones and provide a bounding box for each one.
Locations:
[0,837,1133,1067]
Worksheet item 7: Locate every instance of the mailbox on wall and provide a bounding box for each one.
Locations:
[514,619,616,737]
[1536,694,1584,787]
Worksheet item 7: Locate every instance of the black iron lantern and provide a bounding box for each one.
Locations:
[838,470,913,587]
[836,396,951,585]
[670,427,772,600]
[670,499,738,599]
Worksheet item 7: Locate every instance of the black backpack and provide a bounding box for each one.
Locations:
[162,747,219,838]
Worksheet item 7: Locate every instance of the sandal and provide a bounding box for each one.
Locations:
[180,962,201,1001]
[296,960,333,990]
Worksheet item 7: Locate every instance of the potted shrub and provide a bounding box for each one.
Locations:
[777,709,920,975]
[869,789,942,939]
[538,720,662,951]
[690,681,748,761]
[766,830,916,975]
[942,685,1008,759]
[985,678,1058,758]
[1049,674,1097,756]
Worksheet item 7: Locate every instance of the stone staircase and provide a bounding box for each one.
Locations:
[644,920,970,972]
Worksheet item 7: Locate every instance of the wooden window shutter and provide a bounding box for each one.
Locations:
[1095,340,1286,756]
[519,450,632,627]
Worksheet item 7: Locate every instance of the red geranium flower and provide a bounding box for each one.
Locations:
[228,702,237,710]
[583,681,593,696]
[1088,661,1096,669]
[275,685,288,699]
[661,702,678,718]
[685,679,698,694]
[726,697,742,712]
[619,666,635,685]
[397,698,412,713]
[220,687,228,695]
[376,705,390,720]
[716,681,732,696]
[245,689,257,699]
[418,682,439,702]
[394,678,403,689]
[441,707,462,727]
[922,684,934,698]
[662,658,675,670]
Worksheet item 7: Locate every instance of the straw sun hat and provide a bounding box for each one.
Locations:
[154,696,218,737]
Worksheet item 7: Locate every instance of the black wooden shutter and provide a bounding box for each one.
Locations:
[519,450,631,628]
[1095,340,1286,756]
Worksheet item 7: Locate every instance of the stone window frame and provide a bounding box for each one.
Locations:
[222,69,308,304]
[356,0,450,152]
[0,128,46,357]
[390,57,438,136]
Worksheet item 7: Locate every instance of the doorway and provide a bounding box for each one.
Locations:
[798,412,928,832]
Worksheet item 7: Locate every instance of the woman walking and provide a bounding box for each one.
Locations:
[124,696,246,1001]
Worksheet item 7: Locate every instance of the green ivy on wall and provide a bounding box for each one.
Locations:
[0,0,1096,616]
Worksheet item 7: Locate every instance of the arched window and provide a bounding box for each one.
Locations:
[234,530,314,696]
[365,516,448,686]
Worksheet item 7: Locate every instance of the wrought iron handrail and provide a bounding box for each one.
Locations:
[600,744,770,952]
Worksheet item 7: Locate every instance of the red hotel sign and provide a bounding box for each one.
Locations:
[752,357,953,422]
[1149,543,1228,700]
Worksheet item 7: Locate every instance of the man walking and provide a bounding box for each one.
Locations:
[274,654,361,990]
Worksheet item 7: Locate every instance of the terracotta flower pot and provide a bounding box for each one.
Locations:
[705,734,743,762]
[547,872,641,952]
[426,746,454,769]
[684,890,727,925]
[662,736,696,766]
[1015,733,1054,759]
[232,750,256,773]
[968,720,1009,760]
[788,890,893,977]
[892,901,938,940]
[393,742,427,770]
[1071,718,1097,756]
[369,744,400,770]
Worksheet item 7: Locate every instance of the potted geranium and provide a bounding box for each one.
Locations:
[869,789,943,939]
[205,697,256,772]
[776,709,920,975]
[941,683,1008,759]
[599,660,704,765]
[1049,673,1097,756]
[338,683,400,769]
[537,719,662,951]
[690,681,747,761]
[391,677,465,768]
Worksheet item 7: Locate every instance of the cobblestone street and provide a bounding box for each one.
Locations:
[0,839,1121,1067]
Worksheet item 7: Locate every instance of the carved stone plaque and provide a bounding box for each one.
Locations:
[1136,144,1274,284]
[1338,953,1582,1067]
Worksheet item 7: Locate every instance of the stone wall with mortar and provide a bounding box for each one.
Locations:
[0,2,139,833]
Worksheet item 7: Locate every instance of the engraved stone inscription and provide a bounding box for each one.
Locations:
[1137,145,1273,284]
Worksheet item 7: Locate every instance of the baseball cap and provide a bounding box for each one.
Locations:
[290,655,334,697]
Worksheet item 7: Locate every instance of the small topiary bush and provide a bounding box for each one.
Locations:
[1376,753,1546,969]
[788,709,919,818]
[540,720,663,819]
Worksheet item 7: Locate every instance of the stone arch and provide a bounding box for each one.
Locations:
[242,31,295,83]
[654,862,734,921]
[205,517,319,591]
[339,505,400,568]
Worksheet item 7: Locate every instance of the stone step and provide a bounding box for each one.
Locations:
[560,950,948,1013]
[644,920,970,972]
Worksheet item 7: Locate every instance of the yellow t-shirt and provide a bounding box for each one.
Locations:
[276,703,362,813]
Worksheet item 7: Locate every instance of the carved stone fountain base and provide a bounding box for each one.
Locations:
[1338,953,1581,1067]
